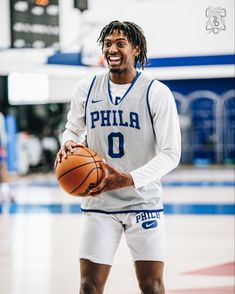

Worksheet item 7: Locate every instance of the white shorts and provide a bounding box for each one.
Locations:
[79,211,165,265]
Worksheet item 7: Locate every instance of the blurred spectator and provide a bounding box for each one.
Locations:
[17,132,42,175]
[179,113,191,164]
[0,112,14,203]
[41,127,59,171]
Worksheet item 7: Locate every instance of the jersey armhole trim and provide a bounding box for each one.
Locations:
[84,76,97,124]
[146,79,156,137]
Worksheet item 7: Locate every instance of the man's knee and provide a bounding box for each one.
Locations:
[79,259,110,294]
[80,279,103,294]
[139,278,165,294]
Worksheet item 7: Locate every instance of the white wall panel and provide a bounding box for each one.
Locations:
[0,0,11,48]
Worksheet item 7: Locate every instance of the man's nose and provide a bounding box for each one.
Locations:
[108,44,118,53]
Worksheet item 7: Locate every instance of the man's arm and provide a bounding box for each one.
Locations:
[88,81,181,196]
[130,81,181,189]
[55,77,91,165]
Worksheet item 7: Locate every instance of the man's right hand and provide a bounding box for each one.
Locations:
[54,140,84,167]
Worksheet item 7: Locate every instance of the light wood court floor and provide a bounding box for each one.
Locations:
[0,167,234,294]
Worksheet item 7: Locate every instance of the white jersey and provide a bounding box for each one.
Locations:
[62,71,181,213]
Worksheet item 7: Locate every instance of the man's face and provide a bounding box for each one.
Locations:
[102,30,140,74]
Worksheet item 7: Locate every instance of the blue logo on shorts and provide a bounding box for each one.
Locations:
[142,220,158,229]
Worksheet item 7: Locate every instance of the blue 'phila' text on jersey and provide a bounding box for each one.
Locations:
[136,211,160,223]
[90,109,140,129]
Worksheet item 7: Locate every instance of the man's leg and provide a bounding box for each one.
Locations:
[124,212,166,294]
[135,261,165,294]
[79,212,123,293]
[80,259,111,294]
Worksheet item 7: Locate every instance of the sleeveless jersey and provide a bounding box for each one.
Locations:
[81,72,163,212]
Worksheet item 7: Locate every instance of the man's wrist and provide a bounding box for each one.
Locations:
[126,173,134,187]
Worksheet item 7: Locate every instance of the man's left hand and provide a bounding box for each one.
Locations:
[87,162,134,196]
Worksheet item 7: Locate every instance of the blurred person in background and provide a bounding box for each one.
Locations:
[0,112,14,203]
[56,20,181,294]
[41,126,60,172]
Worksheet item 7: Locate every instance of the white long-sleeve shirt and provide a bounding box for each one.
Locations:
[63,74,181,187]
[62,72,181,212]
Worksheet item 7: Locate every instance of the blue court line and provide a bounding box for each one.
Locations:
[162,181,235,187]
[9,180,235,188]
[0,203,234,215]
[0,203,82,214]
[10,181,59,188]
[164,204,234,215]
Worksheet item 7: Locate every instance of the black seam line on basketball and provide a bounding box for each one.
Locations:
[57,160,103,180]
[96,166,103,185]
[84,148,100,186]
[70,167,99,194]
[83,147,97,158]
[68,153,98,158]
[94,155,98,186]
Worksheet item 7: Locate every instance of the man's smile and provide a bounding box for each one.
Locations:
[107,55,121,66]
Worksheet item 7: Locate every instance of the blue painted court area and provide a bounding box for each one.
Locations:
[2,168,234,215]
[0,203,234,215]
[9,180,235,188]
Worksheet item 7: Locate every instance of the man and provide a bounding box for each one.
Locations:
[55,20,181,294]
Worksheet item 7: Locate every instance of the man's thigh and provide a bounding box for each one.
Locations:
[79,212,123,265]
[124,211,165,262]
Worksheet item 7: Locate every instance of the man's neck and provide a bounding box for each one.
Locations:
[109,70,138,84]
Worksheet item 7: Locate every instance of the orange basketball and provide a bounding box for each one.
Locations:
[55,147,105,196]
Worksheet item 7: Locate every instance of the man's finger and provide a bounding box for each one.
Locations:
[55,152,62,165]
[88,184,104,195]
[54,159,58,168]
[88,184,102,194]
[88,178,109,195]
[61,149,68,159]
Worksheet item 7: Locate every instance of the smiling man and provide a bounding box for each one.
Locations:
[55,20,181,294]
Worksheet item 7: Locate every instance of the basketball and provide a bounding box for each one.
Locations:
[55,147,105,196]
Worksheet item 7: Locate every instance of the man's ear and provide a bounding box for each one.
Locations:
[135,46,141,57]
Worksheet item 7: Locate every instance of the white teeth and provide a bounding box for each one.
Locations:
[109,57,120,61]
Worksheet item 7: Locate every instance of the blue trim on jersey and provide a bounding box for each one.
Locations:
[146,80,156,136]
[81,208,164,214]
[84,76,97,124]
[107,80,113,104]
[108,72,142,105]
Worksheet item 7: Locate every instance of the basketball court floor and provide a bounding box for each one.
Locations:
[0,166,234,294]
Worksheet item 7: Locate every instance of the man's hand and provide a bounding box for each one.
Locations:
[54,140,84,167]
[87,162,134,196]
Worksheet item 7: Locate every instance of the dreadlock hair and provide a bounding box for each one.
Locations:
[97,20,149,70]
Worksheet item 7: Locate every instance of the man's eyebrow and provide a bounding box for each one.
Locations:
[104,37,128,42]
